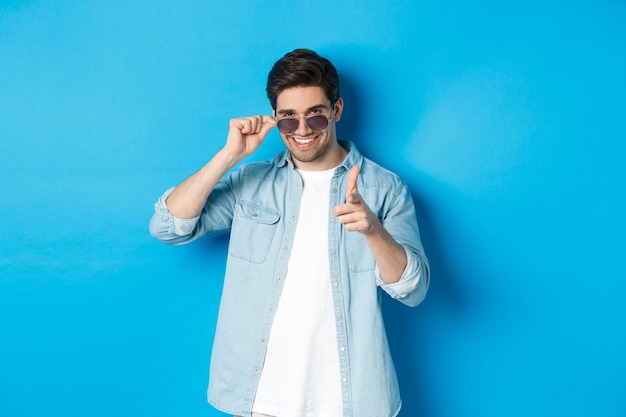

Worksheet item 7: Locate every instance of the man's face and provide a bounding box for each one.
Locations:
[275,86,343,171]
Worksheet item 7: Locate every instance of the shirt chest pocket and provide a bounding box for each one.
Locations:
[229,200,281,264]
[345,232,376,272]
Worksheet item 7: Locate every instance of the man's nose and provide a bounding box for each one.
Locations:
[294,117,312,135]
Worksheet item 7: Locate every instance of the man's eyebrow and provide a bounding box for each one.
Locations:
[276,104,329,115]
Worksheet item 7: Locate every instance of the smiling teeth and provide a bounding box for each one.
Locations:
[294,137,314,144]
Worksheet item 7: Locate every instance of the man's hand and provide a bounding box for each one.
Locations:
[224,115,277,159]
[333,165,408,284]
[165,115,276,219]
[334,166,378,234]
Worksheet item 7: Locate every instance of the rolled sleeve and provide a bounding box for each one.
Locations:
[149,187,200,243]
[377,246,430,307]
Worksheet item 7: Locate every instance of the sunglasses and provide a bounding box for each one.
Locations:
[276,114,331,135]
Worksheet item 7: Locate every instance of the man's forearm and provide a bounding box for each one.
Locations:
[165,149,241,219]
[364,220,408,284]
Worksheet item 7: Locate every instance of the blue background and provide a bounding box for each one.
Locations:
[1,1,625,416]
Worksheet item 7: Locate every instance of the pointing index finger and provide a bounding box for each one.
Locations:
[347,165,360,194]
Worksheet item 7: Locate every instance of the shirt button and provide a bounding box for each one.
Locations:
[332,188,337,193]
[330,250,336,255]
[342,377,348,383]
[336,314,342,320]
[340,346,346,352]
[333,281,339,287]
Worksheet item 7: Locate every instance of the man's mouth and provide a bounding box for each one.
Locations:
[292,136,316,145]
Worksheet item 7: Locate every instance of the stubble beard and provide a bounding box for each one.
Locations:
[291,143,329,164]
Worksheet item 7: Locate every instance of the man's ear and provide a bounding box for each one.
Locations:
[333,97,344,122]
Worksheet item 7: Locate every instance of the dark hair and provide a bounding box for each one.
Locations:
[266,48,340,110]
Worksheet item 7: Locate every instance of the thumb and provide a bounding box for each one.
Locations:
[259,116,277,138]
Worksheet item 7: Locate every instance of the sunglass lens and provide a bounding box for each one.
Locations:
[307,115,329,131]
[277,116,329,134]
[277,119,298,134]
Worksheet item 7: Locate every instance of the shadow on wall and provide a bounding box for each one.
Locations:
[336,74,362,146]
[335,49,472,416]
[382,185,469,417]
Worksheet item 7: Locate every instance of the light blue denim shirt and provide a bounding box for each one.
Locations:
[149,141,429,417]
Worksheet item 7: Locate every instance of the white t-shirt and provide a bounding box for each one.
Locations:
[252,167,342,417]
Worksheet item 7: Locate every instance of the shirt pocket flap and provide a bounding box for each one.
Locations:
[238,200,281,225]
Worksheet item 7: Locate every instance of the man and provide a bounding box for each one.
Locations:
[150,48,429,417]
